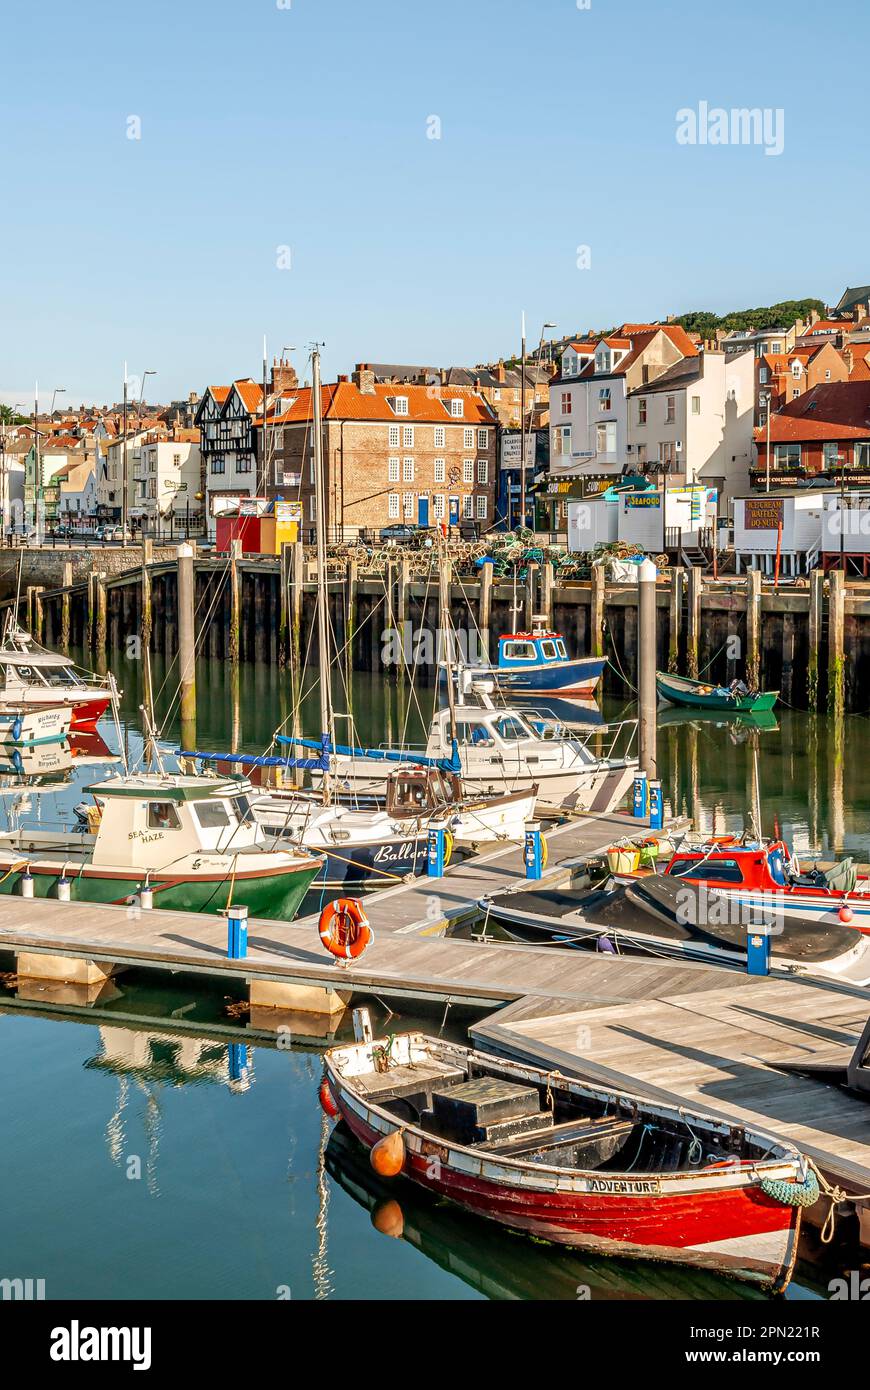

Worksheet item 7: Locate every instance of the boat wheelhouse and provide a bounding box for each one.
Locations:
[0,621,113,730]
[441,617,605,699]
[322,696,638,812]
[0,771,322,918]
[660,837,870,932]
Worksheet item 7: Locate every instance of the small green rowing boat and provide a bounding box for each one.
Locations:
[655,671,778,713]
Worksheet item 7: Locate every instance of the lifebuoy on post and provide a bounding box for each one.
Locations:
[318,897,373,960]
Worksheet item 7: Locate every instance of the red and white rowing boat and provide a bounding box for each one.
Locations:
[0,621,113,731]
[324,1033,810,1291]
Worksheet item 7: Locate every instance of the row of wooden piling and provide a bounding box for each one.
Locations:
[16,548,853,716]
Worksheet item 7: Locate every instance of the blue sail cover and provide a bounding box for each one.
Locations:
[275,732,462,774]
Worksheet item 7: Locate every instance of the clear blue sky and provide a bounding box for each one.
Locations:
[2,0,867,409]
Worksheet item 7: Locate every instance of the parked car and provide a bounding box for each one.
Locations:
[378,523,438,547]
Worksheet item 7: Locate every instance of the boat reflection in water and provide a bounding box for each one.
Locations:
[325,1124,772,1302]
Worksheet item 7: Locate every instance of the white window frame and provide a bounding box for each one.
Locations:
[402,425,414,448]
[403,457,414,482]
[388,424,400,447]
[463,459,474,484]
[434,425,445,448]
[388,457,400,482]
[477,459,488,484]
[463,426,474,449]
[451,399,464,418]
[388,493,400,518]
[394,396,409,416]
[433,493,445,520]
[462,494,473,519]
[476,494,487,519]
[402,491,414,517]
[434,458,445,483]
[477,428,488,449]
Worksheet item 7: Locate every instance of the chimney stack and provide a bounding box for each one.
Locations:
[353,364,376,394]
[495,360,506,384]
[270,357,299,394]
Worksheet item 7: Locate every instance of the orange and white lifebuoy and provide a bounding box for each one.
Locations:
[318,897,373,960]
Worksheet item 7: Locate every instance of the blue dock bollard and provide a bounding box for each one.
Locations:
[524,821,544,880]
[747,924,771,976]
[632,772,648,819]
[427,819,448,878]
[228,1043,249,1086]
[649,779,664,831]
[226,903,248,960]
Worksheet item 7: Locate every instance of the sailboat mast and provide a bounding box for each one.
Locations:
[439,551,457,746]
[311,346,334,800]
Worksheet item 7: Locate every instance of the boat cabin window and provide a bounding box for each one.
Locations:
[231,793,252,822]
[502,642,536,661]
[193,800,233,830]
[493,715,530,742]
[391,776,430,810]
[556,640,568,659]
[540,640,559,660]
[667,857,745,883]
[456,719,494,747]
[147,801,182,830]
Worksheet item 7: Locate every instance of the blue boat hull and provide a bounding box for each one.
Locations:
[441,656,605,697]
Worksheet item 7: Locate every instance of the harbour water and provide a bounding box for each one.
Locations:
[1,650,867,1301]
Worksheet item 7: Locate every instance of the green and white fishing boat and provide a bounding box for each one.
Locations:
[0,771,323,919]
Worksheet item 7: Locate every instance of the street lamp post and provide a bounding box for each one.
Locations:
[760,391,772,492]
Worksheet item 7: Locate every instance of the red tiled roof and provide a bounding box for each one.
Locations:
[233,379,263,412]
[262,381,496,427]
[849,350,870,382]
[802,319,845,335]
[207,386,231,404]
[619,323,699,357]
[753,382,870,442]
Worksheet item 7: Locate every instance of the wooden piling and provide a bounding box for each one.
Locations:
[686,566,702,679]
[807,567,824,710]
[524,562,538,629]
[637,559,657,780]
[278,543,292,667]
[229,539,242,664]
[541,561,554,628]
[60,563,72,649]
[668,566,683,673]
[32,586,44,643]
[479,561,493,661]
[590,563,605,659]
[745,568,761,690]
[827,568,846,717]
[94,574,107,656]
[177,543,196,744]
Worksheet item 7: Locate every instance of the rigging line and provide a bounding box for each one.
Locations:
[151,560,232,736]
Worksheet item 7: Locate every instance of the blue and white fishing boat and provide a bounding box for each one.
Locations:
[442,618,605,700]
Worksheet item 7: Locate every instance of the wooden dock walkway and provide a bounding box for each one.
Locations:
[0,804,868,1226]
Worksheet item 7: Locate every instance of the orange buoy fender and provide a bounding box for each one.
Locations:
[370,1129,405,1177]
[318,1078,340,1118]
[839,903,854,924]
[318,898,373,960]
[371,1198,405,1239]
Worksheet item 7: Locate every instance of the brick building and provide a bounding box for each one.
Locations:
[260,365,498,537]
[757,340,849,422]
[752,381,870,488]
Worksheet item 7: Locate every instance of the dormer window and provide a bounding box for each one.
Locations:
[791,361,802,378]
[595,348,612,374]
[394,396,408,416]
[450,399,464,418]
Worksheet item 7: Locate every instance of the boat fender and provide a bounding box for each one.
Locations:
[760,1170,820,1208]
[370,1129,405,1178]
[596,935,616,954]
[318,898,373,960]
[839,904,854,924]
[318,1078,340,1118]
[371,1198,405,1238]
